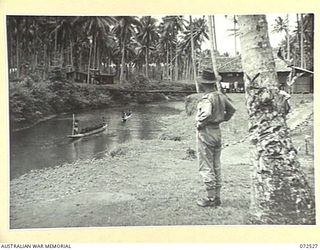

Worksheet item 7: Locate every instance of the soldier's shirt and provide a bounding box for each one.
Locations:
[196,92,236,129]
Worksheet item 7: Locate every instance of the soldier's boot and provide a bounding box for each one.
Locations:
[213,186,221,207]
[197,189,218,207]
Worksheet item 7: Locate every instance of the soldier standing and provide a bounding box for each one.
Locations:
[196,69,236,207]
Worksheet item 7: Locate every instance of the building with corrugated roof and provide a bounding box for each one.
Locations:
[200,55,292,92]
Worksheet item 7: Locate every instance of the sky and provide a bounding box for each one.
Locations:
[197,14,298,56]
[153,14,299,56]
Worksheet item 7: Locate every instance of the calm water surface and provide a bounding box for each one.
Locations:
[10,101,182,179]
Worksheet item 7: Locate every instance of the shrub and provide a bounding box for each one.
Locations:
[185,94,202,116]
[109,146,129,158]
[159,133,182,141]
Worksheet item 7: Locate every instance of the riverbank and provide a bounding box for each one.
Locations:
[9,78,195,131]
[10,94,314,228]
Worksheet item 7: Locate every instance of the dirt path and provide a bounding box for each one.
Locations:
[287,101,313,130]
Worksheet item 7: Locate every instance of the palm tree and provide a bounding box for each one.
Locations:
[113,16,141,84]
[137,16,159,79]
[50,16,78,69]
[180,16,208,90]
[158,21,172,80]
[7,16,40,79]
[225,15,239,56]
[7,16,20,78]
[181,16,208,52]
[162,16,186,81]
[300,14,314,70]
[272,16,290,61]
[73,16,116,83]
[237,14,314,224]
[286,14,313,70]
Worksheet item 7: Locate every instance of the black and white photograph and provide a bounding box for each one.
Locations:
[7,12,315,230]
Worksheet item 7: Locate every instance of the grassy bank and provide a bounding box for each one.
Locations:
[10,94,314,228]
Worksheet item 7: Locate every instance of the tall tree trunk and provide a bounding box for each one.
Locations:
[207,15,222,92]
[182,57,186,80]
[93,35,97,69]
[186,56,190,80]
[286,14,290,61]
[120,33,126,84]
[70,40,73,69]
[79,50,82,72]
[170,45,173,81]
[166,47,170,80]
[145,46,149,78]
[212,15,217,51]
[33,52,38,72]
[189,15,199,92]
[60,47,63,66]
[87,40,93,84]
[189,57,193,80]
[16,35,20,78]
[174,44,178,81]
[237,14,315,225]
[43,43,47,79]
[300,14,304,68]
[120,42,125,84]
[54,28,58,65]
[8,34,12,77]
[97,44,100,72]
[233,15,237,55]
[296,14,300,67]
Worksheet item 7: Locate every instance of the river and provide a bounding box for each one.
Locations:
[10,101,182,180]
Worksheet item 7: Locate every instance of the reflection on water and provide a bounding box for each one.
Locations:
[10,101,182,179]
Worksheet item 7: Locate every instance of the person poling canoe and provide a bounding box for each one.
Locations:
[68,115,107,139]
[122,110,132,122]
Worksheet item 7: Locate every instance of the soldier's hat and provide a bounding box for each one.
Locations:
[197,69,220,85]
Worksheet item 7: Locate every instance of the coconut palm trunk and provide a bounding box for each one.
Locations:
[70,40,73,69]
[87,39,93,84]
[43,43,47,79]
[145,46,149,78]
[16,34,20,78]
[120,42,125,84]
[54,28,58,64]
[189,15,199,92]
[286,14,290,61]
[300,14,304,68]
[237,15,314,224]
[166,47,169,79]
[174,44,179,81]
[170,45,173,81]
[120,33,126,84]
[207,15,222,92]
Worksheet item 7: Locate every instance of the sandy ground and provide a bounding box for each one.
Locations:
[10,94,314,228]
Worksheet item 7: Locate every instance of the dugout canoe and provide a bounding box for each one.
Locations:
[67,124,108,139]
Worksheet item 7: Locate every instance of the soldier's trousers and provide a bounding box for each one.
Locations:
[197,126,222,192]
